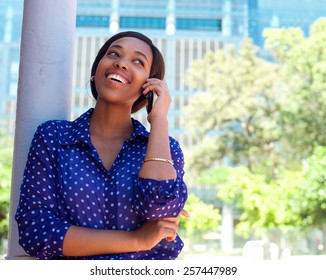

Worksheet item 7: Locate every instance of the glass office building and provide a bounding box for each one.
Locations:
[248,0,326,47]
[0,0,325,144]
[0,0,23,134]
[72,0,248,148]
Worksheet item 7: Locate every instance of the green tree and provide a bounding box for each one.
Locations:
[301,147,326,227]
[179,193,221,243]
[0,132,13,254]
[216,166,279,238]
[300,146,326,251]
[263,18,326,159]
[183,19,326,251]
[214,165,306,253]
[184,39,282,175]
[214,147,326,251]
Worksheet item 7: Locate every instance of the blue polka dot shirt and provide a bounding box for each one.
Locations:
[15,108,188,260]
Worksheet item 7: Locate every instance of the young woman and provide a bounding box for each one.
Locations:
[15,31,189,260]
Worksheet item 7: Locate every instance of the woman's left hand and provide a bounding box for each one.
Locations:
[142,78,171,123]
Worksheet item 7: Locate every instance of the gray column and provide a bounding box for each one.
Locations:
[6,0,77,259]
[166,0,176,35]
[110,0,120,34]
[222,0,232,37]
[221,204,234,252]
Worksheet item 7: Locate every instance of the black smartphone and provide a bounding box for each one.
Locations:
[146,90,154,114]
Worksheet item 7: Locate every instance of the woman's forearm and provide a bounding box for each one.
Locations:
[62,218,179,257]
[138,117,177,180]
[62,225,139,257]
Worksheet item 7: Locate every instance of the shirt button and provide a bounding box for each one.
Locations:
[109,214,115,219]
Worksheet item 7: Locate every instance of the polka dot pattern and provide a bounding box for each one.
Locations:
[15,108,188,260]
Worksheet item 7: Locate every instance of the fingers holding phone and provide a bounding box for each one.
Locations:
[145,90,155,114]
[142,78,171,120]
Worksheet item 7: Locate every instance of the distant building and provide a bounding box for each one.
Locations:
[248,0,326,47]
[1,0,325,144]
[72,0,247,148]
[0,0,23,133]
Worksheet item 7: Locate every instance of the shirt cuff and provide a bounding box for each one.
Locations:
[132,177,187,220]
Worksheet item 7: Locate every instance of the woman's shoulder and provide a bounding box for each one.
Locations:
[35,109,93,135]
[36,119,73,134]
[34,109,93,146]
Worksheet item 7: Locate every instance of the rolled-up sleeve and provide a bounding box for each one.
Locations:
[15,123,71,259]
[132,138,188,219]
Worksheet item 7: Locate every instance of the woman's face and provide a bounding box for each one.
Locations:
[94,37,153,107]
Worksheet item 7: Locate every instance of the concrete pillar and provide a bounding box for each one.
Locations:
[6,0,77,259]
[221,204,234,252]
[166,0,176,35]
[110,0,120,34]
[222,0,232,37]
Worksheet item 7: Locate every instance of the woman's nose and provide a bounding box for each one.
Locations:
[113,59,128,70]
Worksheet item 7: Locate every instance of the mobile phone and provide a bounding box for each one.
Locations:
[146,90,154,114]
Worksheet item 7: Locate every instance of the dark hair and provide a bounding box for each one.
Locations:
[90,31,165,113]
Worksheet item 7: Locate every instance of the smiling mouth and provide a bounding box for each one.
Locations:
[105,73,129,84]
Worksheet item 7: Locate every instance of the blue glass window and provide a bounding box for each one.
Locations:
[120,16,165,29]
[76,15,109,28]
[176,18,222,31]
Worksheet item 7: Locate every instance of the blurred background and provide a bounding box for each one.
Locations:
[0,0,325,260]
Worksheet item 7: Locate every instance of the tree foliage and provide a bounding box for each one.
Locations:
[263,18,326,158]
[184,38,282,173]
[215,146,326,239]
[179,193,221,242]
[0,132,13,253]
[300,146,326,227]
[215,165,304,238]
[184,19,326,246]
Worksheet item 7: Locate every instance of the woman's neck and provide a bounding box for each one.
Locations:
[90,101,134,140]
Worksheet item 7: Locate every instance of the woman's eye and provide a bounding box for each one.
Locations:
[107,51,119,57]
[134,59,144,66]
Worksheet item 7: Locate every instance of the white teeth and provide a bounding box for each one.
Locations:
[107,73,128,84]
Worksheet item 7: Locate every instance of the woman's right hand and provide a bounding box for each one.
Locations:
[132,210,190,250]
[132,219,178,251]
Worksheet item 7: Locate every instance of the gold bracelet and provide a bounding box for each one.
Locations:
[143,157,174,165]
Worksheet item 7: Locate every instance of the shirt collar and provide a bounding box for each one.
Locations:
[59,108,149,146]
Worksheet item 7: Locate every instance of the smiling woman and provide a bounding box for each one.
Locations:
[90,31,165,114]
[15,31,189,260]
[92,36,153,110]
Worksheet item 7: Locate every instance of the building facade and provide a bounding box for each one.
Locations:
[2,0,325,143]
[72,0,248,148]
[248,0,326,47]
[0,0,23,134]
